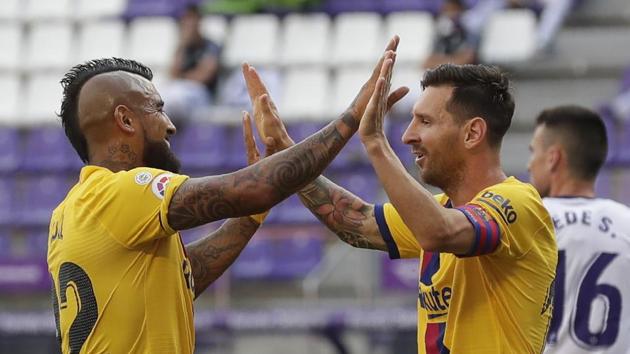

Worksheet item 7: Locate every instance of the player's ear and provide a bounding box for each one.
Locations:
[463,117,486,149]
[113,105,136,135]
[547,145,562,172]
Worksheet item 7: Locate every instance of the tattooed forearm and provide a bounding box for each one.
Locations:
[185,217,259,298]
[168,112,359,230]
[299,176,387,251]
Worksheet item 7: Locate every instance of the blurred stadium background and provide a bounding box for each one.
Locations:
[0,0,629,353]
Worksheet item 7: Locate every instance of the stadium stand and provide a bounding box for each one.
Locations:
[2,0,630,353]
[280,13,331,66]
[222,14,280,67]
[74,0,127,20]
[77,21,126,63]
[0,23,21,72]
[280,67,330,121]
[479,9,537,63]
[127,16,179,69]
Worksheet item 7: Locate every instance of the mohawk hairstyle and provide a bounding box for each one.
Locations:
[421,64,514,148]
[58,58,153,163]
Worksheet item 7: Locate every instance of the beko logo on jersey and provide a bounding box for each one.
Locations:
[479,191,517,223]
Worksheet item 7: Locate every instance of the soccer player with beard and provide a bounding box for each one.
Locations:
[528,106,630,354]
[47,38,403,354]
[247,61,557,353]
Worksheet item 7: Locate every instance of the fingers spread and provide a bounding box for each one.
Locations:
[260,94,275,115]
[384,35,400,53]
[242,111,260,164]
[387,86,410,110]
[242,63,269,103]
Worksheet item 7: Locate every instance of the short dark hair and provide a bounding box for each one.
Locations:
[535,105,608,181]
[58,58,153,163]
[421,64,515,148]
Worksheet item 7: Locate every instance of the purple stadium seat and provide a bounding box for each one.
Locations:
[619,121,630,165]
[232,226,324,280]
[21,126,82,172]
[463,0,480,8]
[269,195,316,224]
[230,237,275,279]
[331,171,381,201]
[323,0,381,15]
[271,233,323,278]
[286,122,325,142]
[124,0,185,18]
[226,126,249,170]
[329,135,369,171]
[381,255,419,291]
[171,122,228,172]
[24,228,49,259]
[0,229,11,259]
[0,177,15,225]
[179,223,219,245]
[594,168,612,199]
[380,0,442,14]
[17,175,73,226]
[619,172,630,205]
[0,128,20,174]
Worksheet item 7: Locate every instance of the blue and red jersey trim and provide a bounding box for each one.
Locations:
[456,204,501,256]
[425,322,450,354]
[374,204,401,259]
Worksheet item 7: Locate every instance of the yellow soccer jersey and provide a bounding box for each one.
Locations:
[374,177,557,353]
[47,166,195,354]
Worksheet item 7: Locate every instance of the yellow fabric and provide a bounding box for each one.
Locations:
[48,166,195,354]
[250,210,270,224]
[381,177,557,353]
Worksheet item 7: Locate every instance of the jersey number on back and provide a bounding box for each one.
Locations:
[52,262,98,354]
[548,251,621,348]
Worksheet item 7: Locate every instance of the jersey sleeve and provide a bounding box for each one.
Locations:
[469,182,547,258]
[454,204,502,256]
[91,168,189,248]
[374,203,423,259]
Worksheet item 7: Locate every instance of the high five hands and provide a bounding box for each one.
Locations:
[359,36,409,145]
[240,35,409,154]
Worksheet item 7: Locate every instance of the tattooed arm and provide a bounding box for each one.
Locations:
[186,216,259,298]
[185,113,266,299]
[168,39,401,231]
[168,112,359,230]
[298,177,387,251]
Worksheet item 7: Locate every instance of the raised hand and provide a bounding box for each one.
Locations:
[359,43,409,143]
[344,36,406,125]
[242,111,262,163]
[241,63,294,153]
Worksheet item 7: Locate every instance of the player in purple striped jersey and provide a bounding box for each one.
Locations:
[529,105,630,354]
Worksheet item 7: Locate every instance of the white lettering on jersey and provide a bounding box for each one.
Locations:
[544,197,630,354]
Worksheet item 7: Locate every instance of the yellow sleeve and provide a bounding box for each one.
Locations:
[91,168,189,248]
[374,203,423,259]
[470,181,549,258]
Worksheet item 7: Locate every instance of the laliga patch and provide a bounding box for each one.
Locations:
[151,173,173,200]
[135,171,153,185]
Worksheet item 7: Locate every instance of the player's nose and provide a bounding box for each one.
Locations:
[402,121,419,145]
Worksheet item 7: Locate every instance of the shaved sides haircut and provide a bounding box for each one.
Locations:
[59,58,153,163]
[535,105,608,181]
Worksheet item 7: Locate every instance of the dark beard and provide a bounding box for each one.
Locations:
[143,138,181,174]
